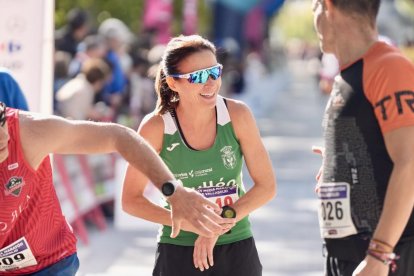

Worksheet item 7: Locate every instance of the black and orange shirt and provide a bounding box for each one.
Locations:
[321,41,414,240]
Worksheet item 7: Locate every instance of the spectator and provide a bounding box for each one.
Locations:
[98,18,133,111]
[129,55,156,127]
[0,68,29,110]
[55,8,90,58]
[68,34,108,77]
[56,58,111,121]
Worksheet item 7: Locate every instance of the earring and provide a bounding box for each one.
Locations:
[170,93,180,102]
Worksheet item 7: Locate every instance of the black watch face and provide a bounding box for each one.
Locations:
[221,206,236,218]
[162,182,175,196]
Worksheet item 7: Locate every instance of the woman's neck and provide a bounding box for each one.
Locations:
[175,103,216,130]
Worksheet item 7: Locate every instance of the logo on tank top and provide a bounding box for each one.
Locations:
[220,146,237,169]
[166,143,180,152]
[4,176,25,197]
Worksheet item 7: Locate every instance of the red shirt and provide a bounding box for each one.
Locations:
[0,108,76,274]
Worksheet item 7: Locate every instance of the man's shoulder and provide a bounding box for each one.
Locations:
[366,43,413,69]
[363,44,414,83]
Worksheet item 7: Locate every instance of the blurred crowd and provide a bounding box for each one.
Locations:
[53,8,276,129]
[54,8,161,129]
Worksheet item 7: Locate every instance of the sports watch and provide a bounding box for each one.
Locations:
[161,180,181,197]
[221,205,236,234]
[221,205,237,218]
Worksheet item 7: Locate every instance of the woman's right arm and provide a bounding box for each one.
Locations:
[121,114,203,233]
[122,114,174,225]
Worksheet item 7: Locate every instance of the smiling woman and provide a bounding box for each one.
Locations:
[121,34,277,276]
[153,35,222,114]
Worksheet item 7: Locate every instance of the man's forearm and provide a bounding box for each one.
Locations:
[114,125,174,189]
[372,161,414,247]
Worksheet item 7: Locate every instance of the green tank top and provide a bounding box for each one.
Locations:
[158,96,253,246]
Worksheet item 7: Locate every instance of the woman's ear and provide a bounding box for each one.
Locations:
[166,76,177,92]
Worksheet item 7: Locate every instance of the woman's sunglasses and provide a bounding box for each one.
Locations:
[169,64,223,84]
[0,102,6,127]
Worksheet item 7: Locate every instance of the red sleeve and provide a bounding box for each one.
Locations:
[364,47,414,133]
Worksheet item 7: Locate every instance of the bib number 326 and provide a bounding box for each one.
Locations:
[317,182,357,238]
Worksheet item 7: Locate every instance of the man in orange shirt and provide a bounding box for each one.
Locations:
[312,0,414,275]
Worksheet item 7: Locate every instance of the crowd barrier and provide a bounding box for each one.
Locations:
[53,153,117,244]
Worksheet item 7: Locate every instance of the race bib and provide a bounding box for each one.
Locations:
[197,185,239,208]
[317,182,357,238]
[0,237,37,271]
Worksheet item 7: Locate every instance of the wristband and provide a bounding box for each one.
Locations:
[369,238,394,253]
[367,249,399,273]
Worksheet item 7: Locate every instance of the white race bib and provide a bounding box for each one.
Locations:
[317,182,357,238]
[197,185,239,208]
[0,237,37,271]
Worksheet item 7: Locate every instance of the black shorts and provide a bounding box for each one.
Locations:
[325,238,414,276]
[153,237,262,276]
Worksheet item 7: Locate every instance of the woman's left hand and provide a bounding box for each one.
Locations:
[193,235,219,271]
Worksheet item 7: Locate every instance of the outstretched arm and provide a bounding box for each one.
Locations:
[19,112,232,237]
[20,111,173,185]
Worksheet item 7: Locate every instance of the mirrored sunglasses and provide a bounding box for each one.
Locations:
[170,64,223,84]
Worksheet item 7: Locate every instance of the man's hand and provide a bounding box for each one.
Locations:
[168,185,235,238]
[352,256,389,276]
[312,146,324,192]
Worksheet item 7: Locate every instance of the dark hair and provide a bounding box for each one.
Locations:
[154,35,216,115]
[67,8,88,31]
[331,0,380,25]
[81,58,111,84]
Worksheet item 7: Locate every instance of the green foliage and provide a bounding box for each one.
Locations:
[197,0,213,36]
[272,1,317,45]
[55,0,145,32]
[172,0,184,34]
[396,0,414,17]
[55,0,213,36]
